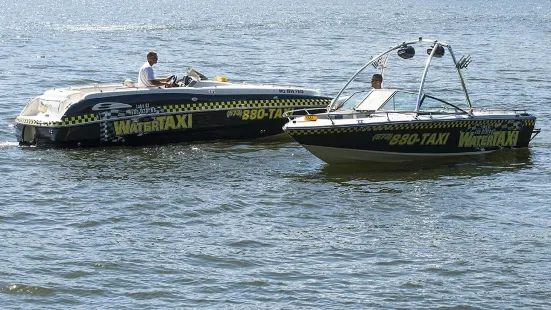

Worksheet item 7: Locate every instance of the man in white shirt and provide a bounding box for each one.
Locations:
[137,51,173,87]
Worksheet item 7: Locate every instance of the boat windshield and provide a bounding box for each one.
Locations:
[354,89,396,111]
[419,94,467,113]
[351,89,466,113]
[378,91,418,112]
[336,91,370,110]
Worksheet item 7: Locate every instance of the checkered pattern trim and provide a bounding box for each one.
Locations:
[99,109,129,143]
[15,114,99,126]
[62,114,99,125]
[162,98,330,113]
[15,116,60,126]
[287,119,536,136]
[14,98,331,127]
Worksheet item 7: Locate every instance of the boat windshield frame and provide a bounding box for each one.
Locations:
[336,89,469,114]
[328,37,473,114]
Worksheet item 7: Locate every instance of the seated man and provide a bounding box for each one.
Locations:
[137,51,173,87]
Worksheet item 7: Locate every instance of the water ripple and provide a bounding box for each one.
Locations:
[1,0,551,308]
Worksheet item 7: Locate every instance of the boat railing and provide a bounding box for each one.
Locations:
[473,108,532,115]
[531,128,541,142]
[285,106,536,127]
[356,110,468,122]
[284,108,472,125]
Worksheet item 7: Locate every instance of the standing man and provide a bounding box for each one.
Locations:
[137,51,173,87]
[371,74,383,89]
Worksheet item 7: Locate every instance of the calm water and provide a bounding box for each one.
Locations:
[1,0,551,308]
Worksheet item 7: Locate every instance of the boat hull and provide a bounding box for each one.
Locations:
[286,118,537,164]
[15,94,331,147]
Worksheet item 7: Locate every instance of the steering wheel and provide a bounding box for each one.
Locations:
[167,75,177,87]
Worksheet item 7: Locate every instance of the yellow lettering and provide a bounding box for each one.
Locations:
[486,135,495,145]
[442,133,450,145]
[114,114,193,137]
[435,133,448,145]
[242,110,250,120]
[474,135,483,146]
[458,130,520,148]
[164,115,176,130]
[151,120,159,131]
[176,114,188,129]
[157,116,166,129]
[426,133,437,145]
[420,133,431,145]
[274,109,283,118]
[496,131,506,146]
[257,109,265,120]
[407,134,419,145]
[491,132,500,145]
[389,134,401,145]
[458,132,474,147]
[143,122,151,133]
[114,120,131,136]
[506,131,519,146]
[480,136,488,146]
[399,134,409,145]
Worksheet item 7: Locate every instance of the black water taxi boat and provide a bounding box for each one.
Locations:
[15,68,331,147]
[283,38,540,164]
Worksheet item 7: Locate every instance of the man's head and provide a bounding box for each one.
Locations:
[371,74,383,89]
[147,51,158,65]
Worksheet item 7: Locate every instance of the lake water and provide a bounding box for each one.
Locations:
[1,0,551,308]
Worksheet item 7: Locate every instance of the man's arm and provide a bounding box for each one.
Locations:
[148,79,168,86]
[144,67,169,86]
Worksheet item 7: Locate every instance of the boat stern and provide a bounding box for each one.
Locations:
[14,120,33,145]
[14,90,78,146]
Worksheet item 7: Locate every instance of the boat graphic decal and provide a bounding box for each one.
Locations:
[458,131,519,148]
[113,114,192,136]
[370,130,520,148]
[92,102,133,111]
[383,133,451,146]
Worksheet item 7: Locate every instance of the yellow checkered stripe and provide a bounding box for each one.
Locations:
[288,119,535,135]
[15,117,57,126]
[162,98,331,113]
[62,114,100,125]
[14,98,331,127]
[16,114,99,127]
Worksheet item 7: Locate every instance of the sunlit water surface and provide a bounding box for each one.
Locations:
[1,0,550,308]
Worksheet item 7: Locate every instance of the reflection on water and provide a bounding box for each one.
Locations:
[20,140,300,184]
[317,148,533,183]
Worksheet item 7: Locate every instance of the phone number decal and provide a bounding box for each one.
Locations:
[373,133,450,146]
[226,108,293,120]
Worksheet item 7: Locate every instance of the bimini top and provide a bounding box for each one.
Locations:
[329,37,474,114]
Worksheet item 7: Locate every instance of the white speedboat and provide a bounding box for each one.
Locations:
[15,68,331,147]
[283,38,540,164]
